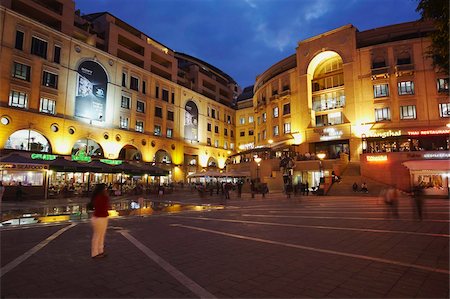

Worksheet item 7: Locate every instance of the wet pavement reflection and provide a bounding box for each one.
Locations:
[0,199,224,227]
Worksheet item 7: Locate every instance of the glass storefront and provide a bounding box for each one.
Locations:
[0,169,44,186]
[313,140,349,159]
[365,135,449,153]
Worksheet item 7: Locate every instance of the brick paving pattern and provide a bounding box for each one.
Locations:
[1,194,449,298]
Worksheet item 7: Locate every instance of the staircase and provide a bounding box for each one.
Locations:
[327,161,389,197]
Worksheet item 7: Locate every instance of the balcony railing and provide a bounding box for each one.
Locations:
[371,66,390,78]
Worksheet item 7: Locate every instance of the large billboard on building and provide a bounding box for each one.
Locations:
[184,100,198,141]
[74,60,108,122]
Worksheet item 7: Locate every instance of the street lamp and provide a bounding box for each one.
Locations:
[316,153,326,188]
[254,156,262,179]
[361,133,367,153]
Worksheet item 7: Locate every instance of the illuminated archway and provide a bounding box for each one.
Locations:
[118,145,142,161]
[154,149,172,164]
[72,138,104,158]
[308,51,345,128]
[4,129,51,153]
[207,157,218,168]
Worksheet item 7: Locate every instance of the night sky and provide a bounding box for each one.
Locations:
[75,0,420,88]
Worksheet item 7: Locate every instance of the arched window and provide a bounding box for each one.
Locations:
[72,138,104,158]
[154,150,171,164]
[207,157,217,168]
[118,145,142,161]
[5,129,51,152]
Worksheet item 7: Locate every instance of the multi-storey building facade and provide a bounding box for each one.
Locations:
[233,21,449,196]
[0,0,238,185]
[0,0,448,198]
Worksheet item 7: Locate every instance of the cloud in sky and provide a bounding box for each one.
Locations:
[75,0,420,87]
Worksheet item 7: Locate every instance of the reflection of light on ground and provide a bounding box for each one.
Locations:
[38,215,70,223]
[108,210,119,217]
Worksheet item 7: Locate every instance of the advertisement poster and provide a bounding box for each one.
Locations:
[184,100,198,141]
[74,60,108,122]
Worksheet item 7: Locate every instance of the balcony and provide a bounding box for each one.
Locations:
[395,64,415,77]
[312,99,345,112]
[371,66,390,80]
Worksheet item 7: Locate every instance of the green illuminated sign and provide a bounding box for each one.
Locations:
[31,153,57,161]
[100,159,122,165]
[72,150,91,163]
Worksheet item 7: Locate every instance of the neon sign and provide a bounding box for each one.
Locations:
[72,150,91,163]
[423,153,450,159]
[407,129,450,136]
[31,153,57,161]
[100,159,123,165]
[367,130,402,138]
[366,155,388,162]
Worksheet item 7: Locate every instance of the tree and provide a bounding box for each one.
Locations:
[416,0,449,75]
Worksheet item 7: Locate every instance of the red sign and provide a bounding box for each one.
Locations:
[407,129,450,136]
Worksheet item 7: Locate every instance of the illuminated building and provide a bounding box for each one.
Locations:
[232,21,449,195]
[0,0,238,186]
[0,0,448,197]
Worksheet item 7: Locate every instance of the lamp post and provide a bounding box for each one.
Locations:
[254,156,262,180]
[361,133,367,153]
[316,153,326,192]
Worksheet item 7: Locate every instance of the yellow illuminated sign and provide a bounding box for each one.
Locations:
[366,155,388,162]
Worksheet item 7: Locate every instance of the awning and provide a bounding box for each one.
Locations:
[403,160,450,171]
[0,153,47,165]
[224,170,251,177]
[187,170,223,178]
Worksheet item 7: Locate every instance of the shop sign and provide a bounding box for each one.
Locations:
[367,130,402,138]
[407,129,450,136]
[0,164,48,170]
[366,155,388,162]
[72,150,91,163]
[318,128,343,141]
[100,159,122,165]
[423,153,450,159]
[31,153,57,161]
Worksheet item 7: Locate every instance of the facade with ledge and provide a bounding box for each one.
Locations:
[0,0,238,194]
[233,21,449,194]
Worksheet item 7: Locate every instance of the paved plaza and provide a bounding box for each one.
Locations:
[1,194,449,298]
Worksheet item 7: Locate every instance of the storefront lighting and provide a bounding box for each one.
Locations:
[366,155,388,162]
[423,153,450,159]
[407,129,450,136]
[268,139,274,145]
[317,153,326,160]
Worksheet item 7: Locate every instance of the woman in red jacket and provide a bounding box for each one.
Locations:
[90,183,110,258]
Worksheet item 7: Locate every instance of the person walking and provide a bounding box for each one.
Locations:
[412,186,424,220]
[305,181,309,196]
[90,183,110,259]
[16,182,23,201]
[237,180,243,198]
[384,187,399,218]
[0,181,5,201]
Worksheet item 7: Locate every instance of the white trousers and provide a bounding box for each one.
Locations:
[91,216,108,257]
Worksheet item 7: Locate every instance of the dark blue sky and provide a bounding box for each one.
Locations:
[75,0,420,87]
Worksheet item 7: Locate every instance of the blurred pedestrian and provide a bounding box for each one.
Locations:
[361,182,368,193]
[91,183,110,259]
[412,186,424,220]
[305,181,309,196]
[16,182,23,201]
[384,186,399,218]
[352,182,358,192]
[237,180,243,198]
[0,181,4,201]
